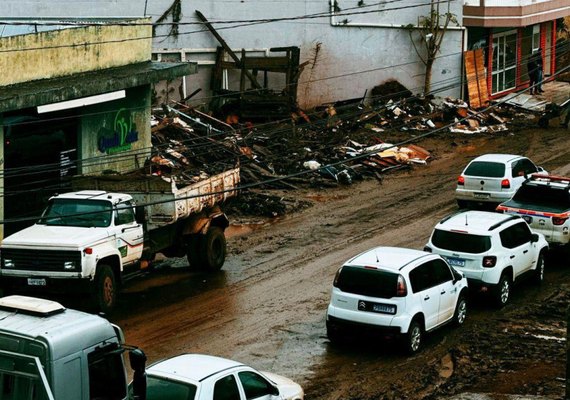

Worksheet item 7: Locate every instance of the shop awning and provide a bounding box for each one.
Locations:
[0,61,196,113]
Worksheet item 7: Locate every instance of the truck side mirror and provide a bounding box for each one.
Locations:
[129,348,147,400]
[135,206,146,225]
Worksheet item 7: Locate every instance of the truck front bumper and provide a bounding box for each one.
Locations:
[0,275,94,294]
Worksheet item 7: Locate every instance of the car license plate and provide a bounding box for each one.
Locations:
[474,192,490,199]
[372,303,396,314]
[27,278,46,286]
[445,257,466,267]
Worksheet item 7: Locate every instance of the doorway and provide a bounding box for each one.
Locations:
[491,30,518,94]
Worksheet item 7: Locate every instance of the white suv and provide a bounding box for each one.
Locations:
[455,154,546,208]
[425,211,548,307]
[326,247,468,354]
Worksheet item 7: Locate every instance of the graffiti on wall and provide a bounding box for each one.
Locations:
[98,108,139,154]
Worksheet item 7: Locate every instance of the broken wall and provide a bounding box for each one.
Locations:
[2,1,464,109]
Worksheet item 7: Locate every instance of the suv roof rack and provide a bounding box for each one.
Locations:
[488,215,520,231]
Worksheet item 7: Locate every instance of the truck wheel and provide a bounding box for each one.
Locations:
[200,227,226,271]
[94,265,117,314]
[186,235,203,269]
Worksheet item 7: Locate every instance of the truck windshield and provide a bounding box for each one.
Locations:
[0,350,55,400]
[38,199,112,227]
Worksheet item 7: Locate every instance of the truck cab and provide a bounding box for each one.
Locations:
[0,295,146,400]
[0,191,144,313]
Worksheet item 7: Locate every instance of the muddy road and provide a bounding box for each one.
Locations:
[114,127,570,399]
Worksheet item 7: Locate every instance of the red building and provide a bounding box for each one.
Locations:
[463,0,569,97]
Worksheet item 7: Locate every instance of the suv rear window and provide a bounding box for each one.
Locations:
[464,161,505,178]
[431,229,491,253]
[335,266,398,298]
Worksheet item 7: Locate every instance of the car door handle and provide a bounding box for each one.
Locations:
[510,255,515,259]
[424,296,430,301]
[523,250,528,254]
[441,290,446,295]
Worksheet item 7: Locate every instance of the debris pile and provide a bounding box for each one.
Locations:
[144,80,546,216]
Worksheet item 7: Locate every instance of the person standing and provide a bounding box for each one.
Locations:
[527,50,537,94]
[535,48,544,93]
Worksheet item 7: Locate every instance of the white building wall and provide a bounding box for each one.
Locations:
[3,0,465,108]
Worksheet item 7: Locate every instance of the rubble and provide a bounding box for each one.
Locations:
[145,80,550,217]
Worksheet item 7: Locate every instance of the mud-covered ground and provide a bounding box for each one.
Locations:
[112,125,570,399]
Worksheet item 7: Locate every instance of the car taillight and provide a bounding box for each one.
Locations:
[396,275,407,297]
[552,216,569,226]
[423,246,432,252]
[482,256,497,268]
[501,179,510,189]
[83,247,93,255]
[333,267,342,287]
[457,176,465,186]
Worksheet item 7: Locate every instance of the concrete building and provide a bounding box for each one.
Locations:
[1,0,466,109]
[464,0,570,97]
[0,20,194,236]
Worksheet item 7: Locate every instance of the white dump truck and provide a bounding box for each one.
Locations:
[0,295,148,400]
[0,167,240,313]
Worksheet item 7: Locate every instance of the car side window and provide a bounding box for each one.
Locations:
[511,160,525,177]
[238,371,277,399]
[431,259,453,285]
[521,158,538,175]
[409,263,434,293]
[500,223,531,249]
[213,374,241,400]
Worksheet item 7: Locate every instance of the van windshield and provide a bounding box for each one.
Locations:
[334,266,398,298]
[431,229,491,253]
[38,199,112,227]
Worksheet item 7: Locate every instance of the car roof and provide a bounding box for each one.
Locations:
[52,190,132,203]
[147,354,245,383]
[345,246,432,271]
[469,154,523,163]
[436,211,519,234]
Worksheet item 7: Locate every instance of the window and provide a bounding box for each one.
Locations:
[40,199,112,228]
[431,259,453,285]
[238,371,278,399]
[512,184,570,212]
[464,161,506,178]
[144,376,197,400]
[213,375,241,400]
[520,159,538,175]
[500,223,532,249]
[431,229,492,253]
[114,202,135,225]
[88,347,127,400]
[334,266,399,298]
[409,263,434,293]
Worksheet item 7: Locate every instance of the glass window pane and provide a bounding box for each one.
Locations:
[145,376,197,400]
[238,371,275,400]
[213,375,241,400]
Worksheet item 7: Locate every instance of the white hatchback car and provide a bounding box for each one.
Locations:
[455,154,546,208]
[326,247,468,354]
[136,354,304,400]
[425,211,548,307]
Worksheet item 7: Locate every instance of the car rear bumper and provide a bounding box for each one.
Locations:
[326,315,402,338]
[455,188,513,204]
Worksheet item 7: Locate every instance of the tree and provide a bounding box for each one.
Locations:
[404,0,458,96]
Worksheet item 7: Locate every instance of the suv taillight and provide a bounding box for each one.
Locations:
[333,267,342,286]
[396,275,407,297]
[482,256,497,268]
[552,216,568,226]
[457,176,465,186]
[501,179,510,189]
